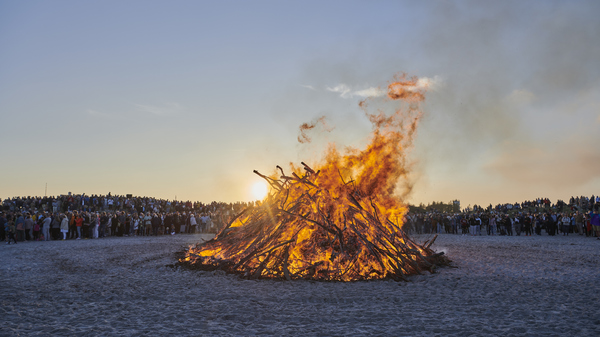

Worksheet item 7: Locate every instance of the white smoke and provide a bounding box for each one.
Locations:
[326,76,442,99]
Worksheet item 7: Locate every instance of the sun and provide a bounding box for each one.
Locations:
[251,181,268,200]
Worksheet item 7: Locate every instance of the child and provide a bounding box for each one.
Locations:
[33,220,41,241]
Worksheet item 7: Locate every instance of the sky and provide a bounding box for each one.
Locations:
[1,0,599,208]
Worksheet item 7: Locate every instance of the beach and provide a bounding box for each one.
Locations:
[2,234,599,336]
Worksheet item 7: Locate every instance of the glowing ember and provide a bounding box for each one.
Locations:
[178,74,451,281]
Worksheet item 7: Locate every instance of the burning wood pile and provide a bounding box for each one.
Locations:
[178,74,451,281]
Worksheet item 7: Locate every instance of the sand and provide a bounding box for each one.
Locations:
[1,233,599,336]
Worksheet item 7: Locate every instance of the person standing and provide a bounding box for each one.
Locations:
[151,213,161,236]
[131,213,139,236]
[24,213,34,241]
[514,215,521,236]
[42,213,52,241]
[118,212,126,236]
[548,213,557,236]
[488,215,497,236]
[68,212,76,239]
[143,212,152,236]
[124,213,131,236]
[190,213,198,234]
[590,210,600,239]
[450,215,458,234]
[506,215,514,236]
[180,212,187,234]
[102,212,109,238]
[164,213,173,235]
[535,214,543,235]
[110,213,118,236]
[92,213,100,239]
[543,213,551,235]
[575,211,584,235]
[475,215,482,236]
[196,213,205,233]
[117,212,124,236]
[51,213,61,240]
[460,217,468,235]
[75,213,83,239]
[0,212,6,242]
[173,212,180,234]
[468,215,476,236]
[60,214,69,240]
[6,216,17,244]
[561,213,571,236]
[82,212,90,239]
[33,215,41,241]
[15,213,25,242]
[138,213,145,236]
[523,214,533,236]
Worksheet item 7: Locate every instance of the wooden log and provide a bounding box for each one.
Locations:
[282,248,292,281]
[425,234,438,249]
[179,162,452,281]
[251,252,272,279]
[253,170,282,190]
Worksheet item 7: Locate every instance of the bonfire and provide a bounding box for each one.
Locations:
[178,74,451,281]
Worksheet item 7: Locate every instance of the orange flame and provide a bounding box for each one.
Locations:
[298,116,332,143]
[180,73,447,281]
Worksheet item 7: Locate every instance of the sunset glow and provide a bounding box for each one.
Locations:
[1,1,599,207]
[251,181,268,200]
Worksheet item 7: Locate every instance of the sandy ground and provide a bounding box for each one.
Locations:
[1,233,599,336]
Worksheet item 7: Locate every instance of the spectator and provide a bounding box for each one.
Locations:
[591,210,600,239]
[152,213,161,236]
[51,213,61,240]
[6,216,17,244]
[92,213,100,239]
[60,214,69,240]
[514,216,521,236]
[180,212,187,234]
[15,213,25,242]
[132,213,139,236]
[190,213,198,233]
[0,212,5,242]
[561,213,571,236]
[523,214,533,236]
[488,215,497,235]
[575,211,584,235]
[143,213,152,236]
[68,211,77,239]
[75,214,83,239]
[42,213,52,241]
[24,213,34,241]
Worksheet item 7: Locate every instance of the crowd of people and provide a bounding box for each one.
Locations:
[1,193,255,244]
[405,195,600,239]
[2,193,600,244]
[405,210,600,238]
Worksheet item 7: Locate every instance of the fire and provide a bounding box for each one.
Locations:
[179,74,450,281]
[298,116,333,144]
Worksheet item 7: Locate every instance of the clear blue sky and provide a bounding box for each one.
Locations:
[1,0,599,207]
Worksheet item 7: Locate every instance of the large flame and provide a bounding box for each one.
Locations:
[179,74,449,281]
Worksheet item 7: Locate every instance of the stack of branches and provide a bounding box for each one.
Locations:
[178,163,451,281]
